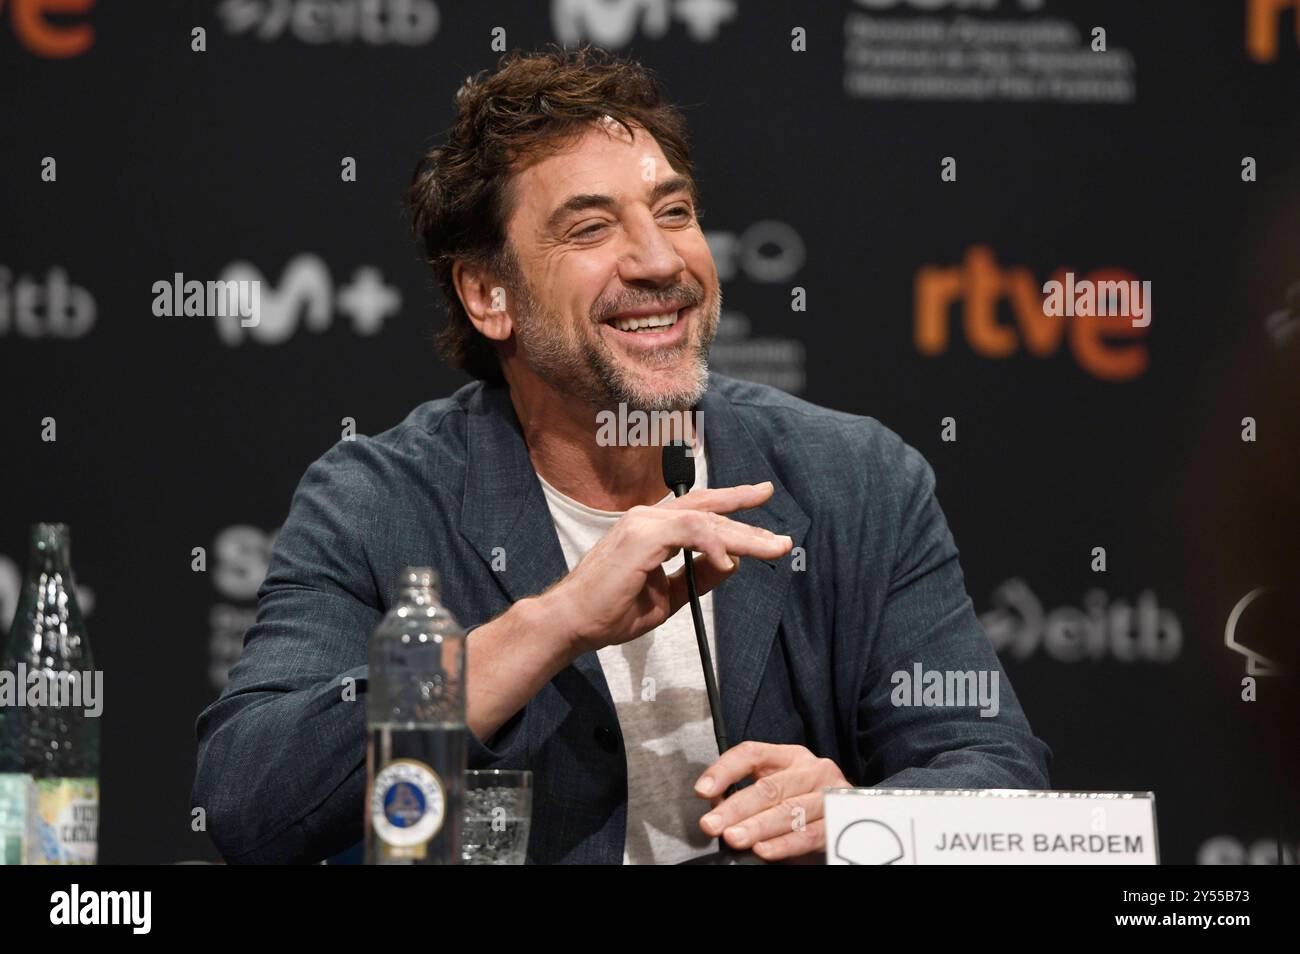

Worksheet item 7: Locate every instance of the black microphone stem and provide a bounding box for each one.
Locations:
[674,482,740,808]
[681,539,729,758]
[664,442,761,863]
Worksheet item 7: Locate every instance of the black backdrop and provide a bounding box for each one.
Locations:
[2,0,1297,864]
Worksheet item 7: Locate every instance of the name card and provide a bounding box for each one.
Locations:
[824,789,1158,865]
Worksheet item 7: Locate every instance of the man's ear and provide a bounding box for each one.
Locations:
[452,259,514,343]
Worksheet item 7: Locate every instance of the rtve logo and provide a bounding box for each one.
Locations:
[1247,0,1300,62]
[1,0,95,57]
[914,245,1149,381]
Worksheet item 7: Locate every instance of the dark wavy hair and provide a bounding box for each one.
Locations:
[406,44,696,384]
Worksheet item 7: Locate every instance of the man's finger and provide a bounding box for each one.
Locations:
[665,555,740,616]
[661,482,774,514]
[693,740,799,798]
[697,764,825,837]
[716,788,824,852]
[651,511,791,565]
[752,818,826,863]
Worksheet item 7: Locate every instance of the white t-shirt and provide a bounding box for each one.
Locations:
[537,444,721,865]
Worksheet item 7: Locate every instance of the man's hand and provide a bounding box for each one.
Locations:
[542,482,793,655]
[694,741,850,862]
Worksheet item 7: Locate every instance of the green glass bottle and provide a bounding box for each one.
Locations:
[0,523,99,863]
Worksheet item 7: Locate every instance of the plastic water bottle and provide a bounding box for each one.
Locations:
[0,523,100,864]
[365,567,466,864]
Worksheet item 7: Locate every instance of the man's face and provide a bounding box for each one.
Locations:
[499,119,720,413]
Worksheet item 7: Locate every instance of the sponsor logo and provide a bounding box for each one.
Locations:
[0,266,96,339]
[845,0,1136,103]
[213,255,400,345]
[552,0,737,48]
[217,0,439,45]
[979,578,1182,663]
[706,222,805,284]
[2,0,96,58]
[1246,0,1300,62]
[915,246,1150,380]
[207,524,277,688]
[703,221,807,394]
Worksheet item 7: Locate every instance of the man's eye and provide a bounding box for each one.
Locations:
[574,223,608,238]
[662,205,692,220]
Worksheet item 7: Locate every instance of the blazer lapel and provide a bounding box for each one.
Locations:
[698,385,811,746]
[457,384,616,716]
[456,380,810,751]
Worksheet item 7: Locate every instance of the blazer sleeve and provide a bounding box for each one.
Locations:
[192,440,524,865]
[853,442,1053,790]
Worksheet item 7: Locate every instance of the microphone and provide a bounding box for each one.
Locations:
[662,441,763,865]
[662,441,729,758]
[661,438,697,496]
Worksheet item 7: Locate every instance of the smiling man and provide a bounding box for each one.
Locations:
[194,45,1051,865]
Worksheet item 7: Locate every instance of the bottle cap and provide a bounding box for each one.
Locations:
[30,523,71,565]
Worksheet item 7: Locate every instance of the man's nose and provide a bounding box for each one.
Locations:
[617,209,687,286]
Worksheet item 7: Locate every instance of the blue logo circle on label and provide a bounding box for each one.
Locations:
[370,759,446,848]
[383,781,427,828]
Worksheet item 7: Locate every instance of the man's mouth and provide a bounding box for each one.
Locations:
[607,309,682,333]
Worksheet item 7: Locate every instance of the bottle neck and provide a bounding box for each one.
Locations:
[400,585,439,607]
[6,523,85,665]
[29,522,72,576]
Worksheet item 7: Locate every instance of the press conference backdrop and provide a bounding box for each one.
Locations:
[2,0,1297,865]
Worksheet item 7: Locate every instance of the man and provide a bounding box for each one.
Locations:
[193,45,1051,865]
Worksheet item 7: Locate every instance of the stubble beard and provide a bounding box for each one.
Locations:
[510,277,721,414]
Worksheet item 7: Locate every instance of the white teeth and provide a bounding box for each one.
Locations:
[611,311,680,332]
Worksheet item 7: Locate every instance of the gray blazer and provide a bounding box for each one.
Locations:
[193,374,1051,864]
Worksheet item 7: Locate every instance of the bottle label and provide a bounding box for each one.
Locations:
[35,778,97,864]
[370,759,445,860]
